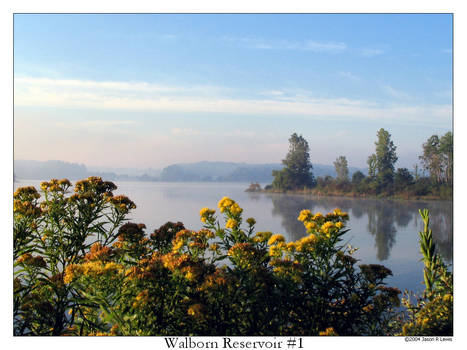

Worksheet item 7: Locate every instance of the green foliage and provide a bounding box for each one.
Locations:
[394,168,414,192]
[333,156,349,182]
[420,132,453,185]
[367,128,398,191]
[398,209,453,336]
[14,179,405,336]
[13,177,135,335]
[272,133,314,190]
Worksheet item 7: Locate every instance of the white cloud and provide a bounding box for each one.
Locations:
[259,90,285,96]
[14,77,451,128]
[171,128,204,136]
[381,85,410,100]
[80,120,137,127]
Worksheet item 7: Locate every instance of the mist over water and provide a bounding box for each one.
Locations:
[15,180,452,294]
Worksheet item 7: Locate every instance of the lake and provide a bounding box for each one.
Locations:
[14,180,453,294]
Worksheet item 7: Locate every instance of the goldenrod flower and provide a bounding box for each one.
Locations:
[319,327,338,336]
[298,209,311,222]
[268,234,285,246]
[305,221,317,231]
[320,221,335,236]
[246,217,256,226]
[229,202,243,215]
[225,218,238,229]
[218,197,234,212]
[199,207,215,223]
[295,234,318,252]
[172,238,184,252]
[312,212,324,221]
[254,231,273,243]
[187,303,204,319]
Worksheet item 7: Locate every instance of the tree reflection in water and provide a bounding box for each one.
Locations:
[265,194,452,263]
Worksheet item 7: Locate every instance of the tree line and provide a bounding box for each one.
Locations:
[268,129,453,199]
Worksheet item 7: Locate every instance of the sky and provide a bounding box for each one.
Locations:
[13,13,453,170]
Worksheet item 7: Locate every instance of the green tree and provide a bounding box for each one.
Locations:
[420,132,452,185]
[272,133,314,190]
[394,168,414,192]
[439,132,453,184]
[351,171,366,184]
[333,156,349,182]
[367,129,398,191]
[420,135,443,183]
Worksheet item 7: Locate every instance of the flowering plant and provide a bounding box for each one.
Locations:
[14,179,417,336]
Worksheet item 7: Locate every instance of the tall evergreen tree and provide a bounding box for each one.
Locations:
[367,128,398,190]
[272,133,314,190]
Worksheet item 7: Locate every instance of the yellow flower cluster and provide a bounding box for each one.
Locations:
[253,231,273,243]
[199,268,228,291]
[14,186,41,201]
[270,258,303,283]
[16,253,46,268]
[187,303,204,320]
[246,217,256,226]
[229,203,243,215]
[319,327,338,336]
[297,208,349,237]
[109,195,137,213]
[13,199,42,217]
[162,252,191,271]
[182,265,203,282]
[297,209,312,222]
[267,234,285,246]
[401,292,453,335]
[320,222,335,237]
[63,261,123,284]
[269,243,286,258]
[40,179,71,192]
[199,207,216,223]
[218,197,243,215]
[228,243,258,269]
[295,234,318,252]
[225,218,238,230]
[171,229,214,253]
[84,242,113,262]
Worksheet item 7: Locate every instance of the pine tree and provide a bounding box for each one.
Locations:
[367,128,398,191]
[272,133,314,190]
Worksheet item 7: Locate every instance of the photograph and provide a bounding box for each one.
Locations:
[13,13,453,337]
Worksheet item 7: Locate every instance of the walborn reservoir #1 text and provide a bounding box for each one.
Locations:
[164,337,303,349]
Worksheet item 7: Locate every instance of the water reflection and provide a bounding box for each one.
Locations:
[265,194,452,263]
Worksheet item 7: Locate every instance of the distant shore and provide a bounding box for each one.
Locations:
[246,186,452,201]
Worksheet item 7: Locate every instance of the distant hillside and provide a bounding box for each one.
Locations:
[14,159,367,183]
[14,160,89,180]
[159,161,367,183]
[14,160,158,181]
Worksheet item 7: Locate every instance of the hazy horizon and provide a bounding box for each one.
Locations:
[14,14,452,170]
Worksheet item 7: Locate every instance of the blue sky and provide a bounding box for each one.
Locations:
[14,14,452,170]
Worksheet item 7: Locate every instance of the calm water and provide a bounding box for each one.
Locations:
[14,180,453,294]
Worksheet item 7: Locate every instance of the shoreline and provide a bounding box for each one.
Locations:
[246,188,452,202]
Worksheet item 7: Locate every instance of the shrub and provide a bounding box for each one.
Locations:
[13,179,403,336]
[14,177,135,335]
